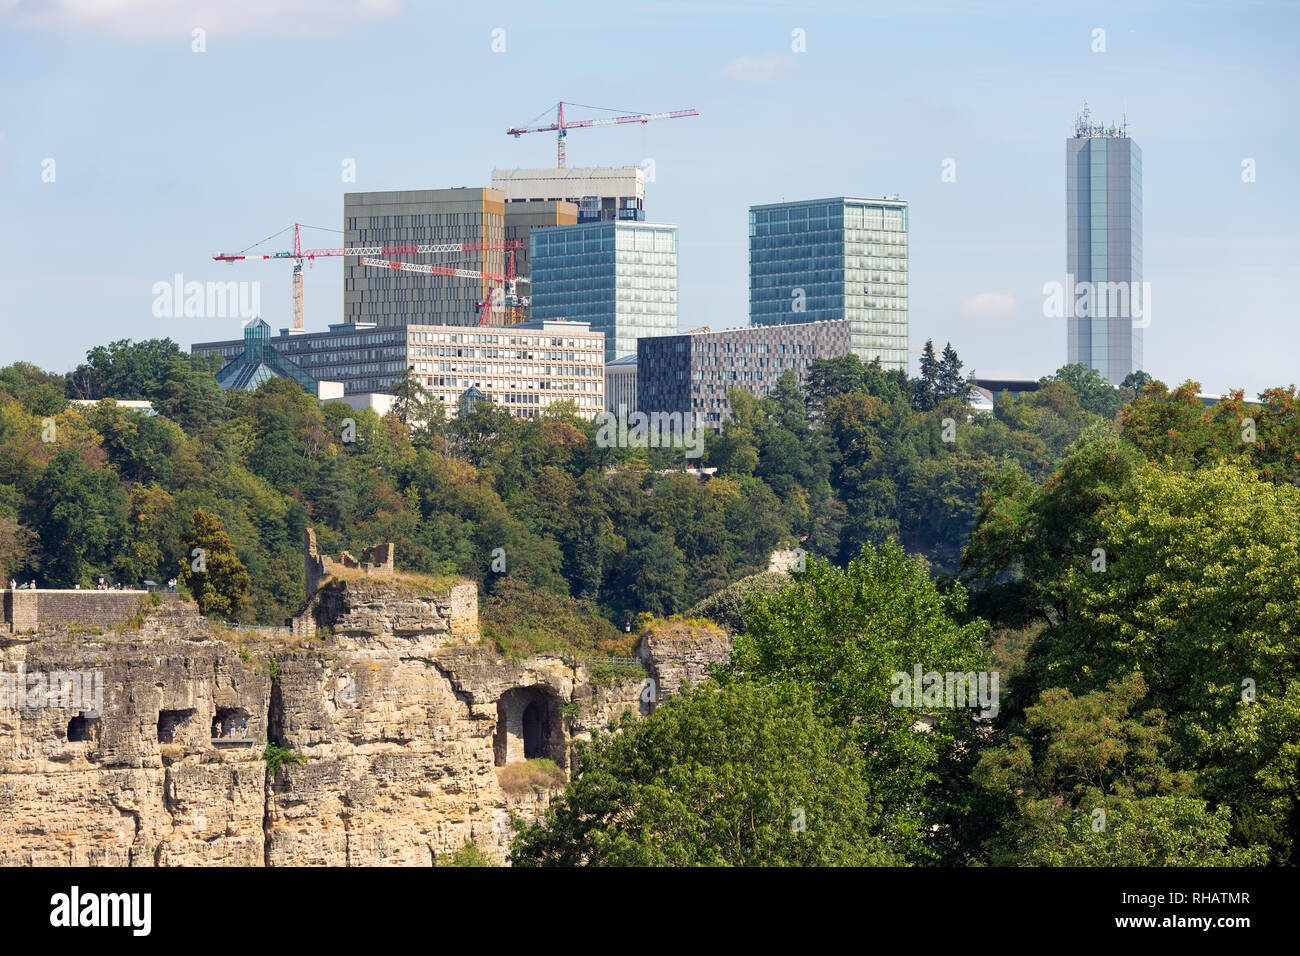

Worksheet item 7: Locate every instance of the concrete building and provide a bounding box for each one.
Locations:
[193,318,605,420]
[749,197,908,371]
[637,319,851,429]
[343,188,507,328]
[605,354,638,415]
[1066,109,1143,384]
[530,220,678,363]
[491,167,645,224]
[504,199,577,283]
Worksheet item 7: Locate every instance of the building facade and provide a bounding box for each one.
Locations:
[193,320,604,420]
[491,167,645,224]
[604,354,638,415]
[749,197,908,371]
[637,319,851,429]
[504,200,578,284]
[530,220,678,363]
[343,188,507,328]
[1066,111,1143,384]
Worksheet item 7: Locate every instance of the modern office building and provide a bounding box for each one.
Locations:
[1066,109,1143,384]
[637,319,851,429]
[343,188,507,327]
[749,197,908,371]
[193,319,605,420]
[530,220,678,363]
[605,354,638,415]
[492,167,645,224]
[504,200,577,283]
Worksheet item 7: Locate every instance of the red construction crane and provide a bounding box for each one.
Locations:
[359,251,530,327]
[213,223,522,330]
[507,101,699,169]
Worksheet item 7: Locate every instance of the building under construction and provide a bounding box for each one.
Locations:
[343,187,513,327]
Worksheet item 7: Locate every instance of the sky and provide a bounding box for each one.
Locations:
[1,0,1297,395]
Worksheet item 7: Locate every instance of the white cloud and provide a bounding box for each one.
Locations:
[960,292,1017,319]
[721,52,797,83]
[0,0,402,40]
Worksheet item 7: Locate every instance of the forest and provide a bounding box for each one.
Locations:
[2,336,1297,865]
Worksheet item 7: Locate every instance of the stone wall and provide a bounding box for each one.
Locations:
[2,590,182,635]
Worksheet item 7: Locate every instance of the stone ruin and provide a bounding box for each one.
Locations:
[304,528,394,602]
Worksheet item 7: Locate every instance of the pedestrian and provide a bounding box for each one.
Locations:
[7,579,14,590]
[29,580,35,591]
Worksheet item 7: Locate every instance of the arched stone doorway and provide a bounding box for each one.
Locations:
[494,687,564,766]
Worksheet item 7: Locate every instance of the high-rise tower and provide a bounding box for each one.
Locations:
[1066,107,1143,384]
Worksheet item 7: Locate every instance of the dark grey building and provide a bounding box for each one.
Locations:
[1066,108,1143,384]
[637,320,851,429]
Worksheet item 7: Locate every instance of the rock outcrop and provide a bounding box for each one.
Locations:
[0,532,734,866]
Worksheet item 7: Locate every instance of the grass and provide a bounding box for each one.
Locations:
[496,758,568,797]
[324,566,461,596]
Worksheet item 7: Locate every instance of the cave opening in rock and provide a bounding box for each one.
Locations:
[522,701,544,759]
[494,687,564,767]
[212,706,250,739]
[67,712,99,743]
[157,708,196,744]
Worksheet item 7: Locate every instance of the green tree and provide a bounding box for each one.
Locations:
[975,673,1267,866]
[936,342,968,404]
[1040,364,1122,419]
[721,543,990,861]
[913,339,940,411]
[179,509,251,618]
[389,371,435,428]
[510,681,896,866]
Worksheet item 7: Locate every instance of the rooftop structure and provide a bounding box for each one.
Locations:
[492,167,645,224]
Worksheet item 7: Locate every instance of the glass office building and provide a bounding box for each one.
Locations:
[749,197,908,371]
[1066,112,1143,384]
[530,221,678,363]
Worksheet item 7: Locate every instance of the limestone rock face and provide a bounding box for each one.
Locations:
[0,582,728,866]
[637,619,732,707]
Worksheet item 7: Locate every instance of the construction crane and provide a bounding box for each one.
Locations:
[507,101,699,169]
[213,223,522,330]
[359,253,530,327]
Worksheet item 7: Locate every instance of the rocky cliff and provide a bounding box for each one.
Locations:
[0,574,730,866]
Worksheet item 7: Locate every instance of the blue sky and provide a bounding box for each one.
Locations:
[1,0,1296,394]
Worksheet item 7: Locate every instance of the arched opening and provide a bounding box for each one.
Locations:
[522,702,544,759]
[494,687,564,766]
[68,713,99,743]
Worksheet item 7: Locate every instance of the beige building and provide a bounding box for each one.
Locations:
[491,167,645,224]
[504,199,577,282]
[405,318,605,420]
[343,188,507,327]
